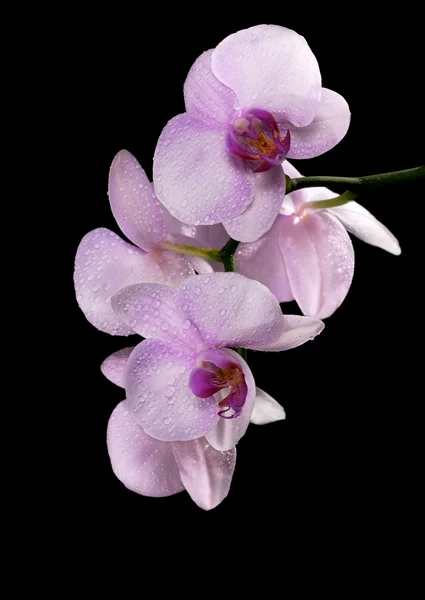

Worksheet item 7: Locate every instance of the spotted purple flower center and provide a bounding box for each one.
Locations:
[226,108,291,173]
[189,350,248,419]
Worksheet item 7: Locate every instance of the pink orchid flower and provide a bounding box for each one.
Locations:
[237,161,401,318]
[110,272,323,450]
[102,349,285,510]
[153,24,350,243]
[74,149,226,335]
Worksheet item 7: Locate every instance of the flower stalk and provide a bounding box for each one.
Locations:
[300,190,358,212]
[220,238,240,273]
[160,237,240,272]
[286,165,424,195]
[237,347,248,361]
[159,241,222,262]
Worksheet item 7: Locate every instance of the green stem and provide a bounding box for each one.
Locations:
[160,237,241,273]
[220,238,240,273]
[237,347,248,362]
[301,190,357,211]
[286,165,425,195]
[159,241,222,263]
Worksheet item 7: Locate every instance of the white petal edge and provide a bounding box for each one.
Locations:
[250,387,286,425]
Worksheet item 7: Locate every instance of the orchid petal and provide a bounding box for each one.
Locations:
[282,160,309,209]
[277,211,355,318]
[108,150,167,251]
[74,228,164,336]
[107,401,184,497]
[282,162,400,255]
[330,202,401,255]
[111,283,203,349]
[236,216,294,302]
[250,387,286,425]
[175,224,230,251]
[126,339,220,442]
[170,230,227,273]
[253,315,324,351]
[151,249,195,283]
[176,273,285,349]
[223,165,286,242]
[212,25,321,127]
[153,113,253,225]
[101,347,134,388]
[172,438,236,511]
[187,257,216,274]
[184,49,237,126]
[285,89,351,159]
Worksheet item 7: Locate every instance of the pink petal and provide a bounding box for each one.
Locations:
[236,216,294,302]
[107,401,184,497]
[330,202,401,255]
[108,150,167,251]
[285,89,350,159]
[176,272,285,349]
[281,174,400,256]
[172,438,236,510]
[171,229,228,274]
[111,283,203,349]
[149,249,195,284]
[254,315,324,351]
[212,25,321,127]
[101,347,134,388]
[187,257,216,275]
[126,339,220,442]
[176,224,230,250]
[163,215,227,274]
[74,228,165,336]
[153,113,254,225]
[282,160,309,209]
[223,165,286,242]
[278,211,355,318]
[184,49,237,126]
[250,387,286,425]
[198,348,238,370]
[205,349,256,451]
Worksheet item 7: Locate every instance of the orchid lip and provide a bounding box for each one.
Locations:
[189,349,248,419]
[226,109,290,170]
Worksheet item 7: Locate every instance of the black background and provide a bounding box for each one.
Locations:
[62,10,423,524]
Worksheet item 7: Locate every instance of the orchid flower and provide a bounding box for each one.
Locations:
[102,350,285,510]
[153,24,350,243]
[110,272,323,451]
[74,150,226,335]
[236,161,401,318]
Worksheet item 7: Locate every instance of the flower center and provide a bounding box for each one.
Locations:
[189,349,248,419]
[226,108,291,173]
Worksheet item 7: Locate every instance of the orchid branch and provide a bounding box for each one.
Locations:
[219,238,240,273]
[160,236,240,272]
[285,165,425,194]
[237,348,248,361]
[300,190,358,212]
[159,241,222,262]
